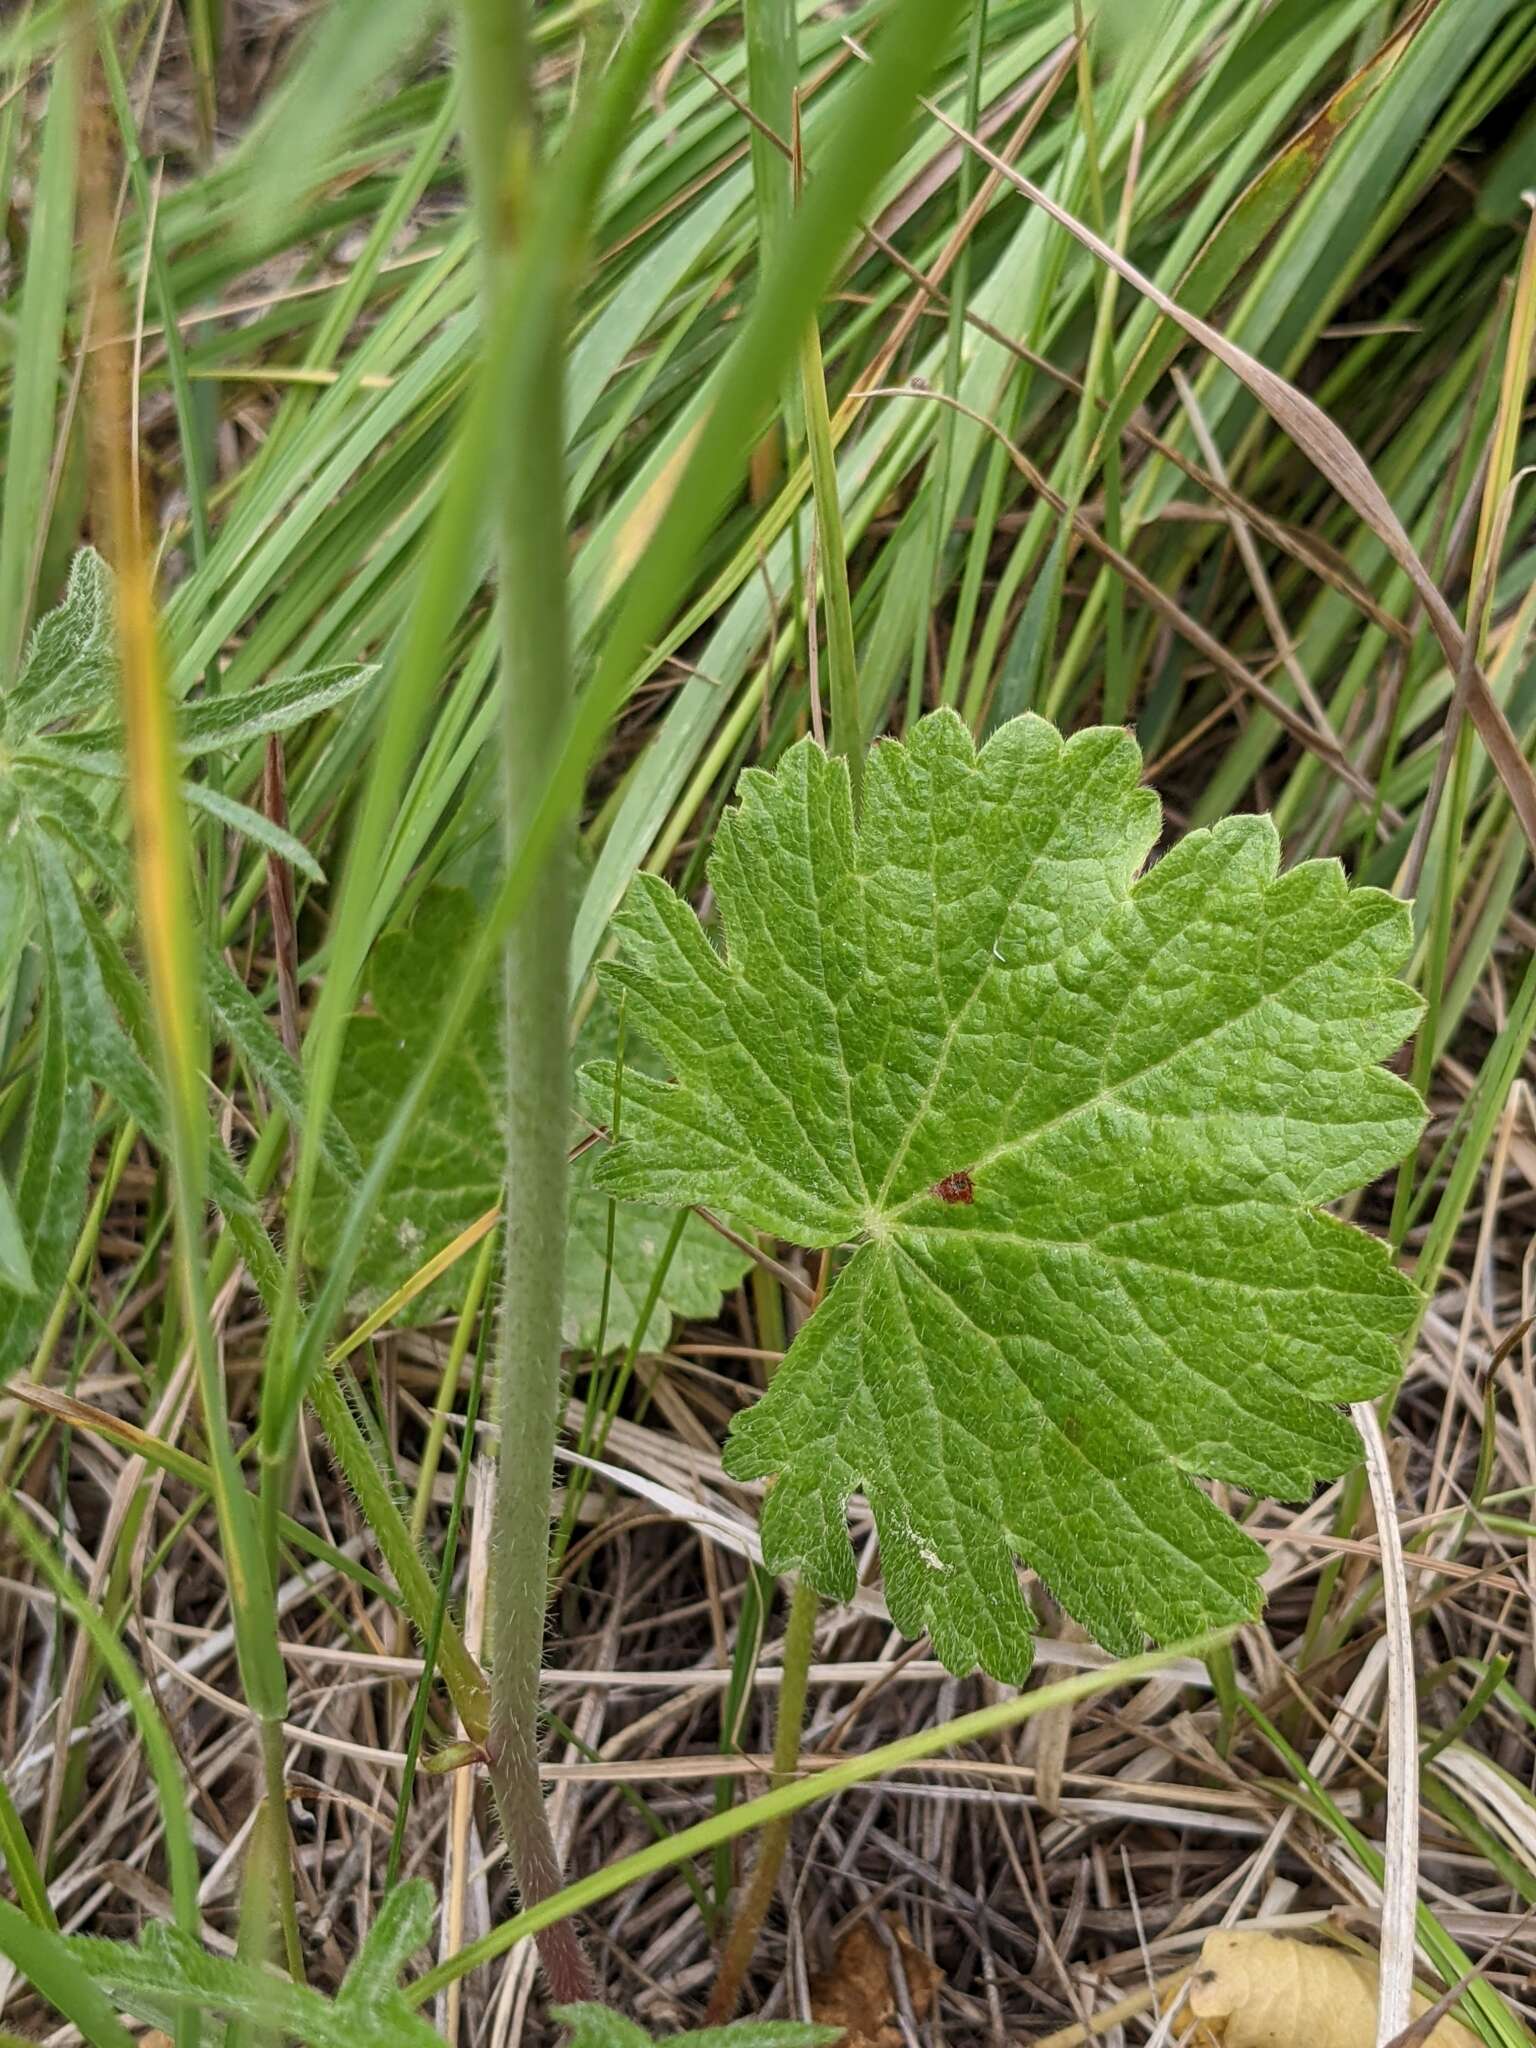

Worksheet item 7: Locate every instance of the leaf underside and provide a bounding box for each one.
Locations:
[586,711,1425,1683]
[310,887,752,1352]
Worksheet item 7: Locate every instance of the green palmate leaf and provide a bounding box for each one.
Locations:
[586,711,1425,1684]
[310,887,751,1350]
[552,2006,839,2048]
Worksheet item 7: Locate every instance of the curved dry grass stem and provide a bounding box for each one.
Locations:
[873,40,1536,860]
[1350,1402,1419,2046]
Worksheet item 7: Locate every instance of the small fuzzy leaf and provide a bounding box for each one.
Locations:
[588,712,1425,1682]
[552,2007,840,2048]
[204,950,359,1183]
[9,548,116,739]
[553,2008,653,2048]
[63,1909,441,2048]
[336,1877,435,2014]
[21,661,375,765]
[181,779,324,881]
[309,887,751,1351]
[175,662,378,756]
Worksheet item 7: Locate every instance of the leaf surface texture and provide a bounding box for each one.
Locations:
[589,712,1424,1680]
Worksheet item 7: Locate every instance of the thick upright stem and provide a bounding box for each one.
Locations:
[454,0,591,2002]
[485,588,587,1999]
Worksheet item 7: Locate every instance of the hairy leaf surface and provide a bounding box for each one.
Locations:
[311,887,751,1350]
[586,712,1424,1681]
[553,2006,837,2048]
[58,1878,439,2048]
[10,546,116,739]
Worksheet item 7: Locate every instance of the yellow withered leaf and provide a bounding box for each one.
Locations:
[1171,1932,1480,2048]
[598,421,702,608]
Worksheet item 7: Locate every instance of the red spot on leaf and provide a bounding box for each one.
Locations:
[932,1171,974,1205]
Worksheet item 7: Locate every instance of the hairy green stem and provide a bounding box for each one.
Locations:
[454,0,590,2002]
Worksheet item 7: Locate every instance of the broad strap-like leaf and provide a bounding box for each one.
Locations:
[0,1152,36,1294]
[0,1899,138,2048]
[29,837,260,1226]
[308,887,752,1352]
[587,712,1424,1682]
[0,839,91,1361]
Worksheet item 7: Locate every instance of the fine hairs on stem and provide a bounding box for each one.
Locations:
[452,0,589,2001]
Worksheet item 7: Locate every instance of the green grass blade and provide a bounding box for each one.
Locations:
[1093,0,1427,471]
[231,0,441,253]
[412,1635,1229,1999]
[0,30,80,680]
[0,1776,54,1932]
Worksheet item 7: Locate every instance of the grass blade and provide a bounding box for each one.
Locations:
[413,1635,1230,1999]
[922,88,1536,855]
[0,29,80,679]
